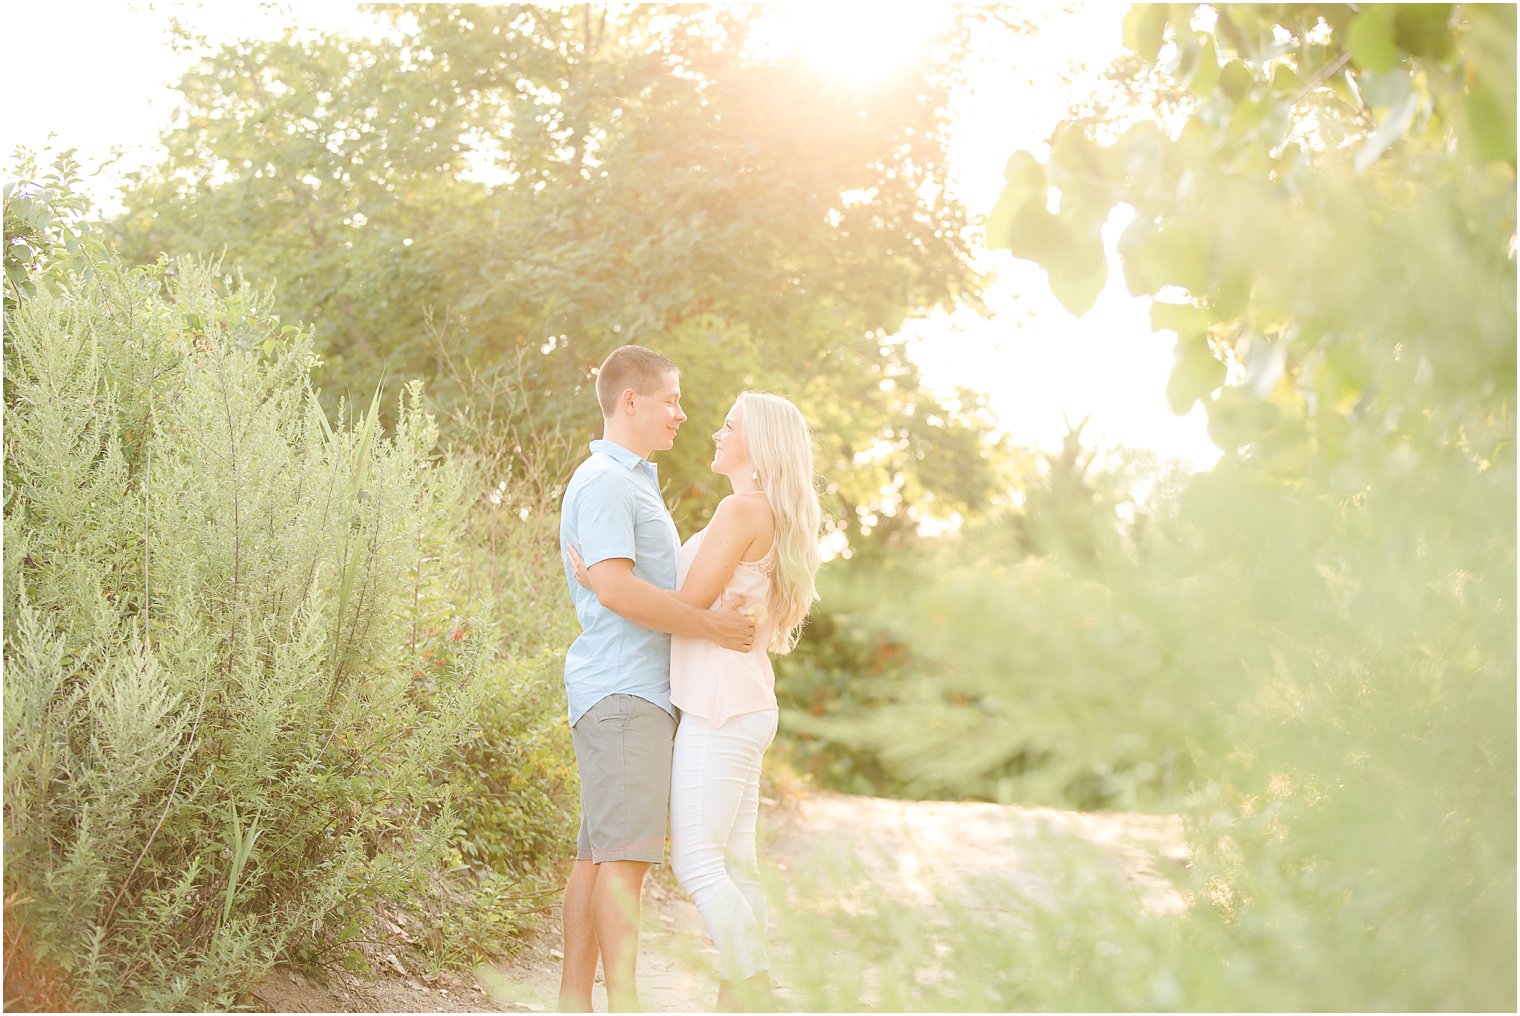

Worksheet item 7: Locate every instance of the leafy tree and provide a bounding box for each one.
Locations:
[989,3,1514,468]
[3,150,101,316]
[110,3,1004,533]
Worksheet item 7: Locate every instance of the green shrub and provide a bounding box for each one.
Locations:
[778,442,1197,811]
[773,601,913,796]
[433,365,582,880]
[3,255,487,1009]
[782,539,1200,811]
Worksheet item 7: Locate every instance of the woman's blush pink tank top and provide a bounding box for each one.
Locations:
[669,527,778,727]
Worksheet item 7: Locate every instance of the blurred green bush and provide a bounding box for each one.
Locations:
[778,427,1513,1008]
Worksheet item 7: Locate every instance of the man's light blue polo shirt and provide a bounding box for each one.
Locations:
[559,439,680,726]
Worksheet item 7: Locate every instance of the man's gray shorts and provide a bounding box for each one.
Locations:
[570,693,676,864]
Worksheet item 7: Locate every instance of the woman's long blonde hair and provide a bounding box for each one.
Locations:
[739,391,822,654]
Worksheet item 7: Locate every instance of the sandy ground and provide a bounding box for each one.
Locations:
[249,787,1188,1013]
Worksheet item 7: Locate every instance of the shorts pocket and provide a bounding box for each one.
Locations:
[595,693,633,726]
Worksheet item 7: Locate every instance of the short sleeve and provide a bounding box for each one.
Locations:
[574,470,638,568]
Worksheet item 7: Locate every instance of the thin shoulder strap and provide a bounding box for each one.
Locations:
[740,491,776,566]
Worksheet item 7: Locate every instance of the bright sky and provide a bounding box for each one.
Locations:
[928,7,1219,473]
[2,1,1218,473]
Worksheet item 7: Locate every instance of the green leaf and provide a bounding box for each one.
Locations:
[1112,121,1169,179]
[1166,334,1226,414]
[1205,386,1281,450]
[1460,5,1516,166]
[1188,36,1221,96]
[1218,61,1254,102]
[1347,10,1400,73]
[310,391,336,445]
[1213,11,1252,57]
[996,184,1109,318]
[1270,63,1302,96]
[1001,150,1047,195]
[221,804,262,928]
[1330,65,1362,107]
[1122,5,1170,61]
[1150,300,1213,341]
[1468,82,1518,165]
[349,381,384,488]
[1045,257,1108,319]
[985,152,1048,252]
[1226,93,1278,141]
[1393,4,1455,61]
[1119,218,1210,298]
[1211,267,1253,321]
[997,203,1063,266]
[6,196,40,228]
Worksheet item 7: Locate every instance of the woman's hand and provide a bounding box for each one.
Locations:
[719,593,768,627]
[567,544,593,590]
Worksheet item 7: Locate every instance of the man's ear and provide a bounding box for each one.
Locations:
[621,387,637,415]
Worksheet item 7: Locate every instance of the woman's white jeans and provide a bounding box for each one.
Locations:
[669,708,778,982]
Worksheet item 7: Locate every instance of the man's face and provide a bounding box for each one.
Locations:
[632,371,687,452]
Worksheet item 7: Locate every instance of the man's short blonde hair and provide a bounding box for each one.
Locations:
[595,345,678,418]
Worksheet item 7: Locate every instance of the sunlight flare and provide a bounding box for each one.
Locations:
[760,1,949,82]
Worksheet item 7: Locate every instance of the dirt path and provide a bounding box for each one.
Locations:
[251,788,1187,1013]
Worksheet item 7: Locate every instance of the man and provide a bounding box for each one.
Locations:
[557,344,755,1012]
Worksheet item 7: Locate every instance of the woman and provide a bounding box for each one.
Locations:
[573,391,821,1010]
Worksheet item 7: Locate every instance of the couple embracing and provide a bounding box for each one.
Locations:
[556,345,821,1012]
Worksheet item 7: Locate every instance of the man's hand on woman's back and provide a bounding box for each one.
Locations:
[575,554,758,652]
[704,604,758,653]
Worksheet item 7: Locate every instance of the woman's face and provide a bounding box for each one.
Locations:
[711,401,751,476]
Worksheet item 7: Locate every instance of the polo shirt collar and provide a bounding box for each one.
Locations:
[589,439,650,472]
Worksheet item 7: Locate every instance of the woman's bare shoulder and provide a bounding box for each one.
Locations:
[721,491,773,521]
[712,492,774,540]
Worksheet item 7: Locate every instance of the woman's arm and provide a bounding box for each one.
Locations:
[674,494,773,609]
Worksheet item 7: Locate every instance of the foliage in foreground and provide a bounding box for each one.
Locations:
[784,445,1513,1009]
[779,4,1515,1009]
[1,254,496,1009]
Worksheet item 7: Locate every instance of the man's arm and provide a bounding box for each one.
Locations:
[587,558,755,651]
